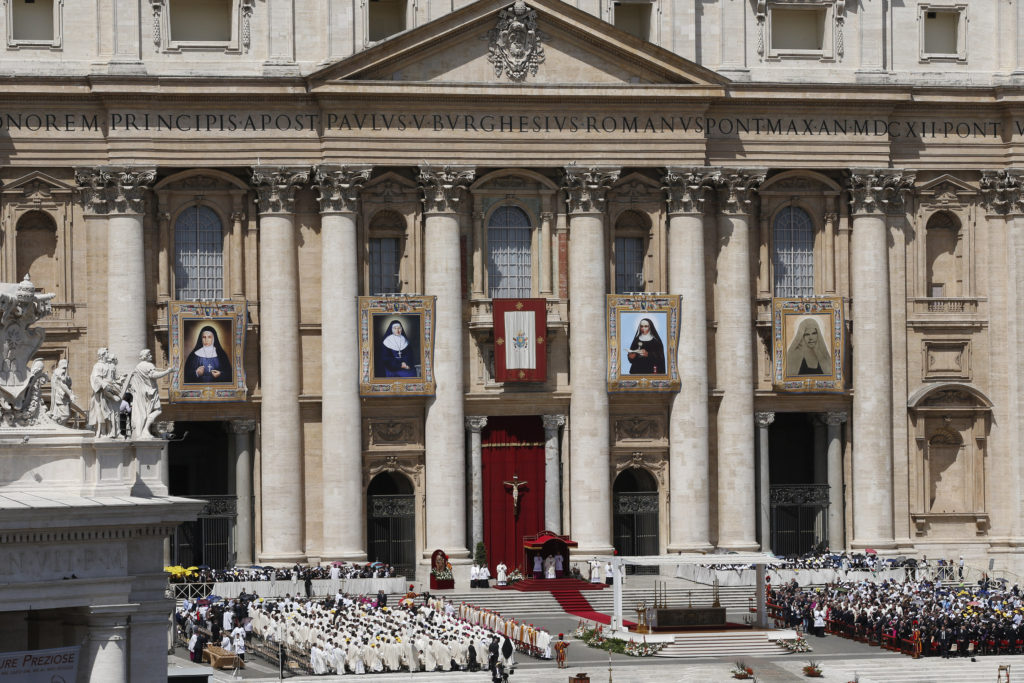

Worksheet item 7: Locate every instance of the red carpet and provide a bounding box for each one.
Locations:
[549,588,636,627]
[493,578,608,592]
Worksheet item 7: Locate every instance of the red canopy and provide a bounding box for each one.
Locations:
[522,531,578,549]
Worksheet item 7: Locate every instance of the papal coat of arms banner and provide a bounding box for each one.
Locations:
[492,298,546,382]
[606,294,681,393]
[772,297,845,393]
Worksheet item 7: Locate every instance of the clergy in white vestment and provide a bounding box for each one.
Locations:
[496,562,508,586]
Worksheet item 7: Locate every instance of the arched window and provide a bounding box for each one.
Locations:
[16,211,58,296]
[772,206,814,298]
[487,205,532,298]
[926,211,960,298]
[174,205,223,300]
[614,210,648,294]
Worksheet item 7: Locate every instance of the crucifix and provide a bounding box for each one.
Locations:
[503,473,528,517]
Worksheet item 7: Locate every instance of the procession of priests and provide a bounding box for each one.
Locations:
[247,592,552,674]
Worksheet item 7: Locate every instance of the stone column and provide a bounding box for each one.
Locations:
[251,166,310,564]
[563,166,619,555]
[847,169,914,550]
[755,412,775,552]
[712,169,765,551]
[826,411,848,550]
[232,419,257,566]
[540,205,554,296]
[230,201,246,299]
[420,165,475,559]
[813,415,828,543]
[316,165,371,561]
[663,168,715,552]
[542,414,566,533]
[155,202,171,302]
[472,199,486,298]
[76,167,156,365]
[83,612,129,683]
[466,416,488,550]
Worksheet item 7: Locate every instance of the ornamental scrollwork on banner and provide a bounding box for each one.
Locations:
[486,0,546,83]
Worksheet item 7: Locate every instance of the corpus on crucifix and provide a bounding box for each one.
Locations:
[503,473,528,516]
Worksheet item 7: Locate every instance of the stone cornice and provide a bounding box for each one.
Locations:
[561,165,620,214]
[662,167,716,215]
[75,167,156,215]
[251,166,310,214]
[711,168,765,215]
[314,164,372,214]
[418,165,475,214]
[847,169,917,215]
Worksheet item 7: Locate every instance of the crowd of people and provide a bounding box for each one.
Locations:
[169,562,397,584]
[176,586,551,677]
[699,551,968,578]
[769,574,1024,657]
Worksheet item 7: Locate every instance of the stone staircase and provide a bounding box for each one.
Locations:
[654,630,787,659]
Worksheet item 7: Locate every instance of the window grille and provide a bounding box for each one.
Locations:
[174,205,223,300]
[772,206,814,297]
[487,206,532,298]
[369,237,401,295]
[615,236,645,293]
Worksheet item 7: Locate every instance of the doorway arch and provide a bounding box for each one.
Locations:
[366,472,416,574]
[613,467,659,573]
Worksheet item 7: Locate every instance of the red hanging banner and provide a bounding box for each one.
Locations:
[492,298,547,382]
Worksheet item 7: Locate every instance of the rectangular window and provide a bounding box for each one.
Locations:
[920,6,966,61]
[615,237,645,294]
[369,238,401,295]
[613,2,652,41]
[169,0,232,42]
[7,0,61,48]
[368,0,406,43]
[771,7,825,51]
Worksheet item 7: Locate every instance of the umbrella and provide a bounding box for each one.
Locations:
[331,561,347,567]
[206,594,223,602]
[197,565,212,570]
[370,562,385,567]
[865,548,878,555]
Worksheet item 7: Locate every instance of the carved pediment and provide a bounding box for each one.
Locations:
[2,171,74,200]
[309,0,728,87]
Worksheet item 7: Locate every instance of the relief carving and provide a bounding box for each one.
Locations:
[614,416,662,441]
[487,0,546,83]
[613,450,667,487]
[368,420,416,445]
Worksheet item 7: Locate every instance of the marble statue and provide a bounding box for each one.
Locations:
[125,349,172,439]
[88,348,122,438]
[0,275,58,428]
[49,358,75,425]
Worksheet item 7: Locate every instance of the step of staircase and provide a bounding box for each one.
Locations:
[655,631,788,659]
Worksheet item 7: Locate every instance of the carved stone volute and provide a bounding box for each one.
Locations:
[561,165,619,214]
[847,169,917,216]
[75,167,156,215]
[418,165,475,214]
[662,167,716,215]
[980,169,1024,216]
[711,169,765,215]
[314,165,372,214]
[250,166,310,214]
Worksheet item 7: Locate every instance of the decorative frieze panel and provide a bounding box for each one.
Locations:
[923,340,970,381]
[366,419,422,448]
[613,415,664,442]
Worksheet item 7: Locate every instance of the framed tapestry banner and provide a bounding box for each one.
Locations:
[492,298,546,382]
[772,297,845,393]
[169,301,247,402]
[606,294,681,393]
[359,296,436,396]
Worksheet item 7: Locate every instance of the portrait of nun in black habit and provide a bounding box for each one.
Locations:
[626,317,666,375]
[183,325,233,383]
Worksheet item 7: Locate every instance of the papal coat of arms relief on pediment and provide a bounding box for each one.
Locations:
[486,0,546,82]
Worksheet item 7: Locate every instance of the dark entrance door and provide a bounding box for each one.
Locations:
[768,413,829,556]
[169,421,233,568]
[366,472,416,575]
[613,468,659,574]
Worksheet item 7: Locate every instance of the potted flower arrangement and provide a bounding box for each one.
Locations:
[507,569,525,585]
[802,660,823,678]
[731,661,755,679]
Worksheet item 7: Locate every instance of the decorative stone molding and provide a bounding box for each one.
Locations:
[662,167,716,215]
[241,0,254,52]
[75,167,156,215]
[0,524,179,545]
[365,453,424,490]
[418,166,475,214]
[250,166,310,214]
[367,419,418,446]
[541,414,565,432]
[314,165,372,214]
[980,169,1024,215]
[465,416,488,433]
[711,169,765,215]
[614,416,662,441]
[847,169,917,215]
[755,411,775,428]
[824,411,848,425]
[231,419,257,434]
[770,483,830,506]
[150,1,162,47]
[486,0,545,82]
[613,450,667,487]
[561,165,619,214]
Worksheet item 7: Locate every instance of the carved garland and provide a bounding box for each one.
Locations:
[613,451,667,488]
[366,454,425,490]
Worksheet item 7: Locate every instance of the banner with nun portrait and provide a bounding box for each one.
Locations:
[606,294,681,393]
[359,295,436,396]
[168,301,247,402]
[772,297,845,393]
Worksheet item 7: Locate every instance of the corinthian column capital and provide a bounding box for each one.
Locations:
[418,165,475,214]
[561,165,620,214]
[711,168,765,215]
[314,165,372,214]
[755,411,775,428]
[847,169,916,216]
[980,169,1024,216]
[232,419,258,434]
[75,166,156,215]
[825,411,848,426]
[542,414,566,432]
[251,166,310,214]
[465,415,488,433]
[662,167,716,215]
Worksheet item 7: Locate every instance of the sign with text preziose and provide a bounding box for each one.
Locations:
[0,647,79,683]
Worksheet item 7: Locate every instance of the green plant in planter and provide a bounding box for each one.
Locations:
[474,542,487,567]
[802,660,823,678]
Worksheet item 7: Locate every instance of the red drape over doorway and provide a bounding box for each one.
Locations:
[482,416,545,575]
